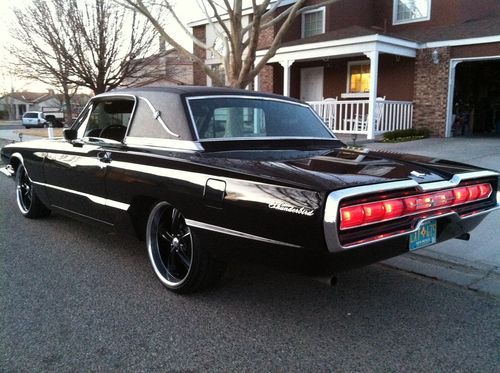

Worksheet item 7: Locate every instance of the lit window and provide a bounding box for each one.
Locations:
[393,0,431,24]
[302,7,325,38]
[348,62,370,93]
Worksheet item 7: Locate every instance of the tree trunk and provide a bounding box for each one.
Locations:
[62,85,73,124]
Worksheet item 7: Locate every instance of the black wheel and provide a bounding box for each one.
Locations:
[16,165,51,218]
[146,202,225,293]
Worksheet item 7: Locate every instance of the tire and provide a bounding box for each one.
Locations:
[15,165,51,218]
[146,202,225,294]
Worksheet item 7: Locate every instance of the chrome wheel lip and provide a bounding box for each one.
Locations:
[16,166,32,214]
[147,202,194,288]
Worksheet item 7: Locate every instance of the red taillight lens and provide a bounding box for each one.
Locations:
[453,187,468,205]
[340,206,364,229]
[339,182,493,230]
[383,199,404,219]
[363,202,385,223]
[478,184,492,199]
[467,185,480,200]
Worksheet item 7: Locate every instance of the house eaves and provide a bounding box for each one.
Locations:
[256,33,419,63]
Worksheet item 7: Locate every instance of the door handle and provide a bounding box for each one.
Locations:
[97,151,112,163]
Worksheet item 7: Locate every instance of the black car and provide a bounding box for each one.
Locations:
[1,87,499,293]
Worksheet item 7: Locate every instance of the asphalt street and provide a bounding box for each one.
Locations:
[0,169,499,371]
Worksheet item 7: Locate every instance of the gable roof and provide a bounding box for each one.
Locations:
[4,91,53,103]
[390,13,500,43]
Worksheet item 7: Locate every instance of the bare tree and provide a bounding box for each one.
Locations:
[63,0,159,94]
[119,0,338,88]
[10,0,161,111]
[9,0,79,120]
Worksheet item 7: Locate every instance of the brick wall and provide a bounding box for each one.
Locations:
[193,26,207,86]
[256,14,278,92]
[413,47,450,137]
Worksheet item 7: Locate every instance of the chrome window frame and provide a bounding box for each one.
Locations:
[72,93,138,143]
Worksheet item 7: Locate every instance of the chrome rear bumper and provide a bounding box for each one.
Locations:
[323,170,500,253]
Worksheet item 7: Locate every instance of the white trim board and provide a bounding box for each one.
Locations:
[424,35,500,48]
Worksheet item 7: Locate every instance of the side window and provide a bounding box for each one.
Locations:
[76,99,134,141]
[302,7,325,38]
[393,0,431,24]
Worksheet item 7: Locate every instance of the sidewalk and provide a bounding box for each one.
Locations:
[354,136,500,296]
[0,129,44,142]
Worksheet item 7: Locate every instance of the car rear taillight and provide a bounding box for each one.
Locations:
[339,183,493,230]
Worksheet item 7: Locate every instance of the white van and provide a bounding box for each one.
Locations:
[22,111,47,128]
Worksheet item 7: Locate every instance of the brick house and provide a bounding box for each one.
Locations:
[190,0,500,138]
[125,45,194,88]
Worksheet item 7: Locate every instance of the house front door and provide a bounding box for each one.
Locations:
[300,67,324,101]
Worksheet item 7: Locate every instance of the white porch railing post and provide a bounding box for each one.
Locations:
[279,59,295,97]
[365,50,379,140]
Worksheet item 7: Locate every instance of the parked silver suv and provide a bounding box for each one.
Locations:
[22,111,47,128]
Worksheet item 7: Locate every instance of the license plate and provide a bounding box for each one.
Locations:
[409,219,437,251]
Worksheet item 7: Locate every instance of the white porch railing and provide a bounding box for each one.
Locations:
[308,99,414,136]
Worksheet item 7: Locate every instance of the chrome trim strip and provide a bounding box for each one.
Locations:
[323,170,500,253]
[125,136,203,151]
[138,96,180,138]
[185,219,302,249]
[32,181,130,211]
[199,136,338,143]
[186,94,311,108]
[418,171,500,191]
[51,204,114,227]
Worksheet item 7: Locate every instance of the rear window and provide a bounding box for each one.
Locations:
[188,97,332,140]
[23,113,39,118]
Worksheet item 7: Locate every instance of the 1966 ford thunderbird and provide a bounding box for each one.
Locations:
[1,87,499,293]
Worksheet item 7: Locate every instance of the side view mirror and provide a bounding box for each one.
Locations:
[63,128,77,141]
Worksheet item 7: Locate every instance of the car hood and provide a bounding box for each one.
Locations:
[199,147,485,192]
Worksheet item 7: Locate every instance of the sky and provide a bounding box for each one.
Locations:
[0,0,205,94]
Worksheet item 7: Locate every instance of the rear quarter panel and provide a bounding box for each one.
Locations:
[105,148,327,251]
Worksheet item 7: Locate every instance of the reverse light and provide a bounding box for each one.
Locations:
[339,183,493,230]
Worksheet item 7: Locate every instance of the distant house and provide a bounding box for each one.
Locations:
[124,43,194,88]
[0,90,92,120]
[0,90,60,120]
[190,0,500,138]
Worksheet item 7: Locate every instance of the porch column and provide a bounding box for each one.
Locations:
[253,73,260,92]
[365,51,379,140]
[279,59,294,96]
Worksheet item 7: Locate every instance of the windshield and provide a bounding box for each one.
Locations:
[187,96,333,141]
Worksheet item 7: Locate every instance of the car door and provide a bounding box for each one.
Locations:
[43,96,135,225]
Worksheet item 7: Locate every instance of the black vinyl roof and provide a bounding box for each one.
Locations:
[105,85,302,103]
